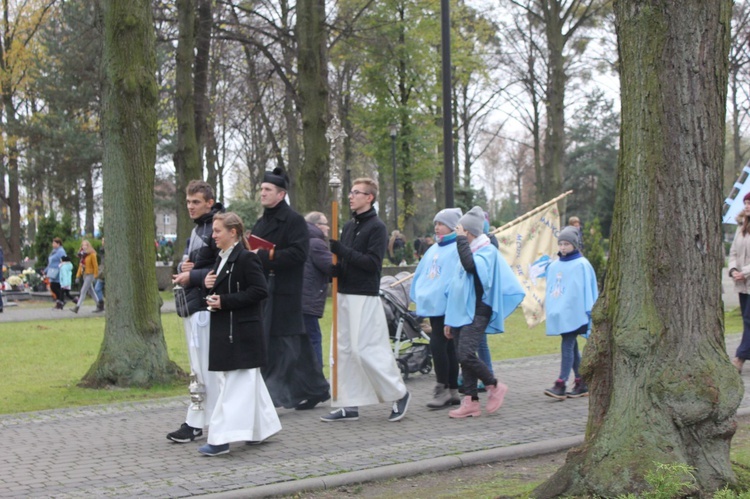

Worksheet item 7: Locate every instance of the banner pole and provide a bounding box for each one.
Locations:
[493,190,574,235]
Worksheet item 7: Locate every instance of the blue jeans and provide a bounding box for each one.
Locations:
[303,314,323,369]
[94,279,104,302]
[558,324,587,381]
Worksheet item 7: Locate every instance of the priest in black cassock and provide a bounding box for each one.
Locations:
[250,167,331,410]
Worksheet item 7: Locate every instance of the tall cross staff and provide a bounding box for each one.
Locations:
[326,116,347,402]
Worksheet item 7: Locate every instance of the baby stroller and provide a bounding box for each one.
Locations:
[380,271,432,379]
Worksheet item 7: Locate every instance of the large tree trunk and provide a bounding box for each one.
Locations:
[296,0,330,213]
[194,0,212,161]
[533,2,739,496]
[82,0,181,388]
[541,1,565,201]
[173,0,202,251]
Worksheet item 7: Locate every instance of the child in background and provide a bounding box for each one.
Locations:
[59,256,74,308]
[543,226,599,400]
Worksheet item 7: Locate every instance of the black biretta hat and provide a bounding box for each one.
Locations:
[263,167,289,190]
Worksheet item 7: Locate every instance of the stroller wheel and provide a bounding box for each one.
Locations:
[397,358,409,380]
[420,364,432,375]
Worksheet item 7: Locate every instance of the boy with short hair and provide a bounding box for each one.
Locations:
[323,178,411,422]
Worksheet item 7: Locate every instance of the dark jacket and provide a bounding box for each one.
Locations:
[334,208,386,296]
[251,200,309,336]
[182,202,225,315]
[207,243,268,371]
[302,222,332,317]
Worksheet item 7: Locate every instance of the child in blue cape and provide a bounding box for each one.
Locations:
[444,206,525,418]
[411,207,463,409]
[543,226,599,400]
[58,256,74,308]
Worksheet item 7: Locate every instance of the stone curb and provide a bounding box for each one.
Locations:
[202,436,584,498]
[204,407,750,498]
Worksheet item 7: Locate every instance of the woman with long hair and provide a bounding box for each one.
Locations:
[729,193,750,373]
[198,212,281,456]
[71,240,100,314]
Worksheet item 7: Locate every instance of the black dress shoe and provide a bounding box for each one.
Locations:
[295,393,331,410]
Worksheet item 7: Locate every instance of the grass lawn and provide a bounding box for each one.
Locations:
[0,296,744,415]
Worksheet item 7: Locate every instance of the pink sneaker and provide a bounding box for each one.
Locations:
[485,382,508,414]
[449,396,481,418]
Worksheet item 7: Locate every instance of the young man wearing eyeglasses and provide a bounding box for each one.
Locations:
[322,178,411,422]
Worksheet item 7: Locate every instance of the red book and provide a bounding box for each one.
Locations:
[247,234,276,251]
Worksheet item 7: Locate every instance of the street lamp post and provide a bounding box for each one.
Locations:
[389,123,399,231]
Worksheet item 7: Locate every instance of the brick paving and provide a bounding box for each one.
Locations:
[0,272,745,498]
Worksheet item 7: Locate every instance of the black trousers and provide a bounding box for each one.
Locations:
[429,316,459,389]
[737,293,750,360]
[452,314,497,398]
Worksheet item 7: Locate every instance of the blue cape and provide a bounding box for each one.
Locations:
[545,254,599,336]
[445,244,525,333]
[410,236,461,316]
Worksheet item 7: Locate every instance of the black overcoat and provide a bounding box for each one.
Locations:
[251,201,309,336]
[207,244,269,371]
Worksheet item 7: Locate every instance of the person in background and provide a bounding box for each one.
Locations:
[567,216,585,253]
[410,208,462,409]
[0,244,4,313]
[45,237,67,310]
[730,193,750,373]
[198,212,281,456]
[70,240,99,314]
[387,230,406,265]
[543,226,599,399]
[59,256,74,307]
[93,237,105,313]
[302,211,333,371]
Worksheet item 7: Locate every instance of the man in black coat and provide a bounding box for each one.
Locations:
[166,180,224,444]
[321,178,410,423]
[251,167,330,410]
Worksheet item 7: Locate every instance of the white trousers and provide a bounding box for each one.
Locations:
[183,311,218,429]
[207,369,282,445]
[331,294,407,407]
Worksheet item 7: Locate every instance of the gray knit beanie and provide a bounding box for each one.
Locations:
[433,208,463,231]
[458,206,485,237]
[558,226,580,250]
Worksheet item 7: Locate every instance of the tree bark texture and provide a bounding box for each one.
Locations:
[296,0,330,213]
[534,2,739,496]
[173,0,202,250]
[82,0,181,387]
[542,0,566,201]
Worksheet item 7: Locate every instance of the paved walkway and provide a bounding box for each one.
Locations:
[0,275,746,498]
[1,332,748,498]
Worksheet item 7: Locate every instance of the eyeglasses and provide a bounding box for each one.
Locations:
[349,190,371,197]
